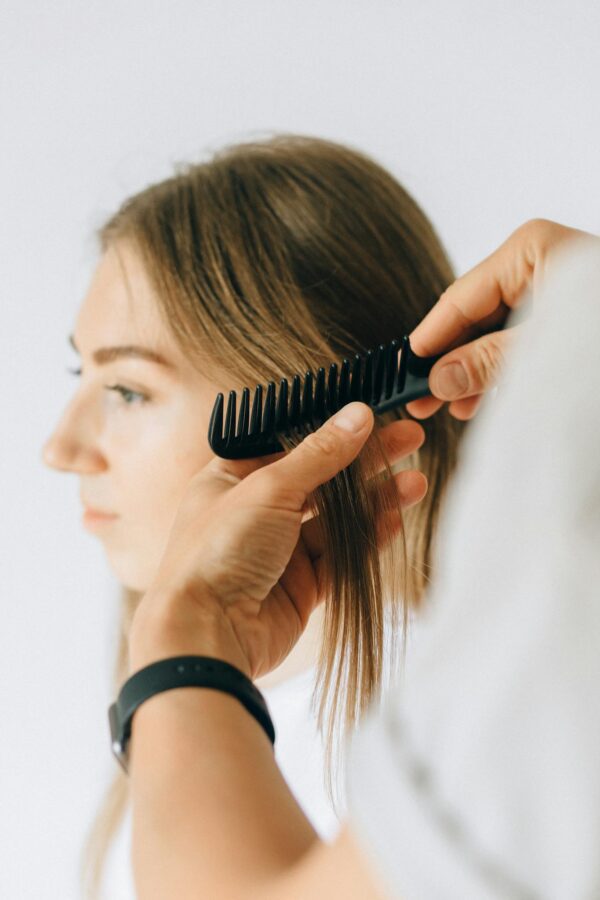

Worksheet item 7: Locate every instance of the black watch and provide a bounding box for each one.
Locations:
[108,655,276,774]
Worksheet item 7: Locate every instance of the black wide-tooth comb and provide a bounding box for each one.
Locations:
[208,335,444,459]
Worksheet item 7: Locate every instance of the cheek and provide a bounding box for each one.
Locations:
[102,442,216,592]
[129,443,213,514]
[101,402,217,587]
[116,423,215,537]
[113,405,213,500]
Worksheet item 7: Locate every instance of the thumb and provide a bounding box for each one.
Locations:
[428,327,519,401]
[255,401,374,502]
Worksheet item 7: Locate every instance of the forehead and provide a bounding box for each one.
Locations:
[75,243,176,355]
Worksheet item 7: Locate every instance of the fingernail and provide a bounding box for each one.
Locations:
[432,362,468,400]
[333,402,369,432]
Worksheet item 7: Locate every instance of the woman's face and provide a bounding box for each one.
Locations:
[42,243,226,592]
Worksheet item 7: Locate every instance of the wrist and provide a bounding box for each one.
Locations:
[128,589,252,679]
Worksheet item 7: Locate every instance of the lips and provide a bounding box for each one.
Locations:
[80,494,117,515]
[84,507,118,518]
[82,506,119,531]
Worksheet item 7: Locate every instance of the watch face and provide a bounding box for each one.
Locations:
[112,741,130,774]
[108,702,130,774]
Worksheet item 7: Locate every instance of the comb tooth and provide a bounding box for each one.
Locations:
[237,387,250,438]
[225,390,237,443]
[314,368,326,421]
[301,371,314,423]
[275,378,289,429]
[338,360,350,406]
[361,350,374,404]
[263,382,276,434]
[350,355,362,401]
[326,363,338,414]
[289,375,301,426]
[396,335,410,393]
[385,339,400,399]
[208,393,224,446]
[249,384,263,436]
[373,344,386,404]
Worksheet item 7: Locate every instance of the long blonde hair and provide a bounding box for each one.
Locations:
[80,134,467,898]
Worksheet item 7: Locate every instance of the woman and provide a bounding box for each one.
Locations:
[42,134,467,898]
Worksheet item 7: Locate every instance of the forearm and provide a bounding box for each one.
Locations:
[128,616,320,899]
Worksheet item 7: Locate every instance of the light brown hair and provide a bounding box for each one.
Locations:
[80,134,467,898]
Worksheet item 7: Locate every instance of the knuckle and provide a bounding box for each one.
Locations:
[250,468,305,510]
[517,217,556,251]
[473,337,504,387]
[302,427,341,459]
[517,217,550,240]
[438,286,473,328]
[522,217,550,234]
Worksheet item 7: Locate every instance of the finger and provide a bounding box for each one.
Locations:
[187,447,289,512]
[300,468,428,560]
[246,402,375,507]
[297,418,425,527]
[409,219,584,358]
[191,413,421,519]
[410,275,512,358]
[373,472,429,544]
[380,469,428,510]
[374,417,425,464]
[447,393,484,420]
[405,385,484,421]
[204,447,288,484]
[201,414,423,492]
[428,325,519,401]
[405,395,444,419]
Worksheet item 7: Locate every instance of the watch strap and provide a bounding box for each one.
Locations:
[108,655,275,774]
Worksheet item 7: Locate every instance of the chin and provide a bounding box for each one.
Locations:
[104,551,155,595]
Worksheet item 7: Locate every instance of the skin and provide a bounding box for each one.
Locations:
[126,401,416,900]
[406,218,590,421]
[44,220,587,898]
[41,242,430,900]
[41,241,428,688]
[42,244,225,593]
[121,219,592,899]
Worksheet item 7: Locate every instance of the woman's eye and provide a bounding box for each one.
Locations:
[105,384,148,405]
[66,367,149,405]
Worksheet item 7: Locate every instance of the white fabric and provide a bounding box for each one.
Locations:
[264,666,344,840]
[346,238,600,900]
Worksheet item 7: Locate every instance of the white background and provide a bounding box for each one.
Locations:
[1,2,599,898]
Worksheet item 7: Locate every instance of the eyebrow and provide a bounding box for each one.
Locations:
[68,334,175,369]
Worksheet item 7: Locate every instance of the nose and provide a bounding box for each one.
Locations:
[41,396,108,475]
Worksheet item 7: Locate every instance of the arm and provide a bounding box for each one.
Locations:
[123,220,597,899]
[124,400,414,899]
[128,617,390,900]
